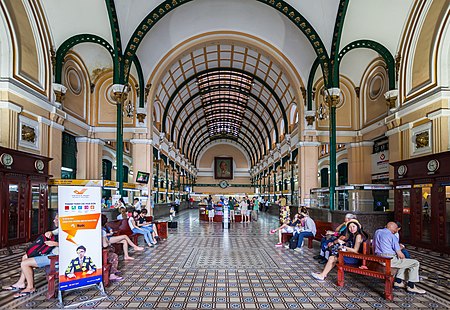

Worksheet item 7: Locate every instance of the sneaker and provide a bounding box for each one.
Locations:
[394,281,406,289]
[270,229,276,235]
[284,245,290,249]
[318,258,327,264]
[294,247,303,252]
[275,243,283,247]
[407,286,426,294]
[311,272,325,281]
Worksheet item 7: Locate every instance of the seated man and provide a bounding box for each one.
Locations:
[2,215,59,298]
[373,222,425,294]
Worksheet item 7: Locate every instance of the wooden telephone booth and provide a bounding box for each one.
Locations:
[391,152,450,254]
[0,146,51,248]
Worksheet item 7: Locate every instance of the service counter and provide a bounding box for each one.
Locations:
[199,205,253,222]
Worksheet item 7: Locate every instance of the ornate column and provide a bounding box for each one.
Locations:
[326,88,341,210]
[298,141,321,206]
[75,137,105,179]
[44,110,66,178]
[130,138,153,210]
[347,142,374,184]
[112,84,129,194]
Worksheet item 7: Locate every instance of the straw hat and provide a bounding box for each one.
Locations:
[346,219,361,229]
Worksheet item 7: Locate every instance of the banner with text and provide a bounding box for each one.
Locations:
[58,186,102,291]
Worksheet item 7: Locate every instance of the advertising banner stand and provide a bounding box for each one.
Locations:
[56,180,107,307]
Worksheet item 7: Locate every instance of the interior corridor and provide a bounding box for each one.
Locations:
[1,210,449,309]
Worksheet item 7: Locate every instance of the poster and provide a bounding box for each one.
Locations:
[58,186,102,291]
[214,157,233,179]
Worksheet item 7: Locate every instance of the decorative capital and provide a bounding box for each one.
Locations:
[112,84,129,103]
[325,88,341,107]
[305,115,315,126]
[53,83,67,106]
[384,90,398,109]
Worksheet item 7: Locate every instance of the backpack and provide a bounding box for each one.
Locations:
[289,234,299,249]
[26,234,57,257]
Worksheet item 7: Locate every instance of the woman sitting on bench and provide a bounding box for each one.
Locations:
[129,210,155,248]
[311,220,366,281]
[270,213,300,247]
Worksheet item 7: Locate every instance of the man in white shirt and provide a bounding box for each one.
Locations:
[133,198,141,211]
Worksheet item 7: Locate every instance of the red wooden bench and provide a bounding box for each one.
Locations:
[46,248,111,299]
[336,240,398,300]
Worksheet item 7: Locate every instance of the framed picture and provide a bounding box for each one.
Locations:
[214,157,233,180]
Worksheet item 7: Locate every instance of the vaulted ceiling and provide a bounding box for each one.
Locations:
[41,0,414,168]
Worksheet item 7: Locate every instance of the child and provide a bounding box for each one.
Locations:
[169,205,176,221]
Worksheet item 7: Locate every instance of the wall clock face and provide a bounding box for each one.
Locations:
[35,159,44,171]
[397,165,407,176]
[0,153,13,166]
[219,180,229,189]
[427,159,439,172]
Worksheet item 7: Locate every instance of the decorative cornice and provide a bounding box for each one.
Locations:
[130,139,153,145]
[348,141,374,148]
[427,109,450,120]
[75,137,105,145]
[297,141,321,147]
[0,101,22,113]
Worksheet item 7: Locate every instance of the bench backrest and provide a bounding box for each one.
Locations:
[106,219,133,236]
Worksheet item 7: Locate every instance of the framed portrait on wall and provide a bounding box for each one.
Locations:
[214,157,233,180]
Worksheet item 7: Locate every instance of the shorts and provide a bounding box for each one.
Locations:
[208,210,215,218]
[246,210,251,216]
[282,226,295,234]
[34,254,52,268]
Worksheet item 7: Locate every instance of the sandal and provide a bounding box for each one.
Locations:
[2,285,24,291]
[13,289,36,298]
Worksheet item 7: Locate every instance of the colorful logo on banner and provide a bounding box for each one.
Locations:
[58,186,102,291]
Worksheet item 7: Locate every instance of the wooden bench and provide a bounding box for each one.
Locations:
[336,240,398,300]
[280,221,339,248]
[46,248,111,299]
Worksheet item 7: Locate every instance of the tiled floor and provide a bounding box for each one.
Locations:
[1,210,449,309]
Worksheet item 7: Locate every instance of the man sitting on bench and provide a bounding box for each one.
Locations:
[373,222,426,294]
[2,215,59,298]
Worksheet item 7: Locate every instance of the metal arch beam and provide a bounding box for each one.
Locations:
[195,137,255,168]
[330,0,350,86]
[161,68,288,133]
[188,129,257,166]
[122,0,330,84]
[55,34,114,83]
[105,0,122,83]
[186,122,261,164]
[175,100,272,150]
[191,132,256,167]
[166,86,281,142]
[337,40,395,90]
[132,56,146,108]
[306,57,321,111]
[182,116,264,161]
[179,109,268,158]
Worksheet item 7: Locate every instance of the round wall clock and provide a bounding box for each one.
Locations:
[0,153,13,166]
[35,159,45,171]
[397,165,407,176]
[219,180,229,189]
[427,159,439,172]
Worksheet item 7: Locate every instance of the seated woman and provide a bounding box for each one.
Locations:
[129,210,155,248]
[102,216,144,261]
[270,213,300,247]
[311,219,366,281]
[136,209,158,244]
[314,213,357,264]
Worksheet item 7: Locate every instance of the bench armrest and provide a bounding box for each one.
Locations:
[48,255,59,274]
[338,251,392,274]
